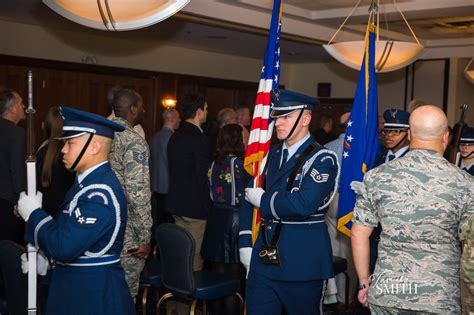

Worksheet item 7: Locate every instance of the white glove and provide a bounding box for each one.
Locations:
[350,181,365,195]
[245,188,265,208]
[20,251,49,276]
[18,191,42,221]
[239,247,253,278]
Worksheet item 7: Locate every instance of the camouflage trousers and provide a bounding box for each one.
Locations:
[121,250,146,298]
[461,275,474,315]
[369,304,438,315]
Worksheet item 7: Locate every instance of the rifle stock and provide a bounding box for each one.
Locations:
[448,104,468,165]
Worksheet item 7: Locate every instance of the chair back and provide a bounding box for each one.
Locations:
[156,223,195,295]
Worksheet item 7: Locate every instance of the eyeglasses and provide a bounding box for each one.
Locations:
[381,129,408,136]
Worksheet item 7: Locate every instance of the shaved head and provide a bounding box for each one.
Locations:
[410,106,447,140]
[409,105,449,153]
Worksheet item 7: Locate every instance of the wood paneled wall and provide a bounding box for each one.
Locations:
[0,55,353,147]
[0,55,258,146]
[312,98,354,136]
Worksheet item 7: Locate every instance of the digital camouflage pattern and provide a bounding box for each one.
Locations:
[369,304,438,315]
[353,149,474,314]
[109,116,152,297]
[461,214,474,314]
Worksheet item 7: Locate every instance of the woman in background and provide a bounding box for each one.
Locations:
[201,123,251,314]
[36,106,75,217]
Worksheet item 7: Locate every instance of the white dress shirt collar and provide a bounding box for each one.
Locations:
[78,161,108,184]
[386,145,409,162]
[282,132,311,162]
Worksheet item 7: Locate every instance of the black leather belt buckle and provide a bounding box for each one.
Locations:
[258,245,280,265]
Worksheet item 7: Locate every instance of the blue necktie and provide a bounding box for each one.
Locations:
[71,177,80,192]
[280,149,288,169]
[387,154,395,162]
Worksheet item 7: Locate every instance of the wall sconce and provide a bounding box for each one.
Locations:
[162,98,177,109]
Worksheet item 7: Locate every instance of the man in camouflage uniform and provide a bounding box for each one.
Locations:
[351,105,474,314]
[109,88,153,299]
[461,214,474,314]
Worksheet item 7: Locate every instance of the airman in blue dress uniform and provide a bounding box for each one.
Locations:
[17,107,135,314]
[370,109,411,275]
[239,89,340,315]
[460,126,474,176]
[373,109,410,167]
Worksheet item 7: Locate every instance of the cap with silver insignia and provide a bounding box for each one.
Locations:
[270,89,319,118]
[57,106,125,140]
[460,126,474,145]
[383,109,410,130]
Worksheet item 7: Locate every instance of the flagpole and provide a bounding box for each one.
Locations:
[336,9,379,237]
[244,0,282,244]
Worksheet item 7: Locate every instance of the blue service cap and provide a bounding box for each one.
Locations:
[383,109,410,129]
[460,126,474,145]
[270,89,319,118]
[57,106,125,140]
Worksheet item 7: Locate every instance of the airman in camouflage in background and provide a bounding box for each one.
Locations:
[351,105,474,314]
[461,214,474,314]
[109,88,153,299]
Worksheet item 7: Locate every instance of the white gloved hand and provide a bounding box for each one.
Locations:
[245,188,265,208]
[20,251,49,276]
[350,181,365,195]
[239,247,253,278]
[18,191,42,221]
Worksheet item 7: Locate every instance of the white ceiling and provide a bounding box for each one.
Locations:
[0,0,473,63]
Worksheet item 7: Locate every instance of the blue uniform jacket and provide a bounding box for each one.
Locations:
[25,162,134,315]
[463,165,474,176]
[373,148,409,168]
[239,137,339,281]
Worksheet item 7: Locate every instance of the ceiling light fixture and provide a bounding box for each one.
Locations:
[323,0,424,73]
[464,58,474,85]
[43,0,190,31]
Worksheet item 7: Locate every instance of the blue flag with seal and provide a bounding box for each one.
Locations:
[337,21,379,237]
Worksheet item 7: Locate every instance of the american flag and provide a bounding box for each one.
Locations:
[243,0,282,244]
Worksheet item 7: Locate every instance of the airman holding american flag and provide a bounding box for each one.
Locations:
[239,89,340,315]
[238,2,339,313]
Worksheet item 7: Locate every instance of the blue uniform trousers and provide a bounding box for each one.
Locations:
[246,270,326,315]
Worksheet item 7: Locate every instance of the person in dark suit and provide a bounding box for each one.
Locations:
[166,94,211,271]
[36,107,75,217]
[149,108,181,226]
[17,107,134,314]
[313,114,336,145]
[0,89,26,244]
[459,126,474,176]
[240,89,339,315]
[373,109,410,168]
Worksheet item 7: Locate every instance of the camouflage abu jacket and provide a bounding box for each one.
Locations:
[109,117,152,247]
[353,149,474,313]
